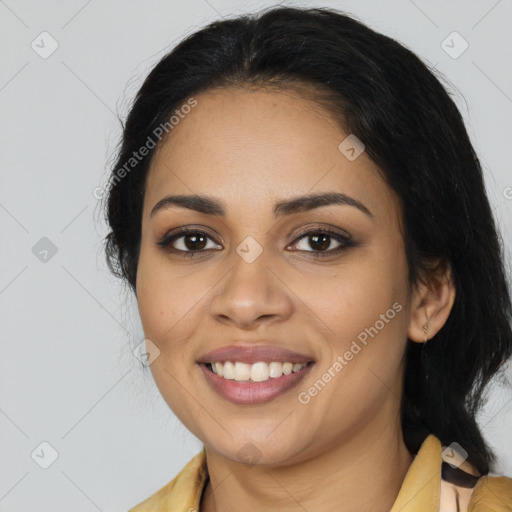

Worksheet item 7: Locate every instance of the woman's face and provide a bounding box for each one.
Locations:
[136,86,415,465]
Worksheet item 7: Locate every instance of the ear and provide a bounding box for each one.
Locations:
[408,261,456,343]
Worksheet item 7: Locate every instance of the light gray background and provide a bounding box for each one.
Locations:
[1,0,511,510]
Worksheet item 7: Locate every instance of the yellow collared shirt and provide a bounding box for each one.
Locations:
[128,434,512,512]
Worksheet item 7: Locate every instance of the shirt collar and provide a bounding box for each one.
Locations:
[390,434,441,512]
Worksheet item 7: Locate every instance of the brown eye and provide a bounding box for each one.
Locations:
[289,228,353,257]
[156,228,222,256]
[307,233,331,251]
[182,233,208,250]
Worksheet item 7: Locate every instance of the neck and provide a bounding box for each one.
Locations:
[200,420,414,512]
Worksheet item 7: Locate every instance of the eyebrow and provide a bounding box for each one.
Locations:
[150,192,374,219]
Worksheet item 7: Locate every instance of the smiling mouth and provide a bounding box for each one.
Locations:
[204,360,314,382]
[199,359,315,405]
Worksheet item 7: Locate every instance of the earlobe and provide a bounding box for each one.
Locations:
[407,264,456,344]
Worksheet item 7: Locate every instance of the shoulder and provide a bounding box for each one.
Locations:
[466,475,512,512]
[440,446,512,512]
[128,450,208,512]
[440,476,512,512]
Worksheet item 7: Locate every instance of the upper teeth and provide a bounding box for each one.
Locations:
[210,361,308,382]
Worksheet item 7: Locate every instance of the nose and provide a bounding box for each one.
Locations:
[209,249,293,330]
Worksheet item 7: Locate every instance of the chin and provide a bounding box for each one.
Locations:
[203,431,311,468]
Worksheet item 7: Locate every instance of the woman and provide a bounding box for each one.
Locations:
[103,6,512,511]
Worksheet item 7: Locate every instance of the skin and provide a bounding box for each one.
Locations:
[135,86,456,512]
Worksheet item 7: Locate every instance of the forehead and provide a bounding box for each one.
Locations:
[145,87,398,222]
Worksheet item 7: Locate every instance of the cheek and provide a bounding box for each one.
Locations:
[135,247,221,409]
[136,247,204,343]
[295,262,405,339]
[135,252,202,418]
[298,269,408,416]
[294,249,410,388]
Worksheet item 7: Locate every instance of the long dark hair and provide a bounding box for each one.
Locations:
[102,6,512,475]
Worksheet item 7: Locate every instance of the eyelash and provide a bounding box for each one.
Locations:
[156,226,354,259]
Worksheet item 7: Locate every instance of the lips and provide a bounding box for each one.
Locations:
[196,344,314,365]
[196,343,315,405]
[199,361,314,405]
